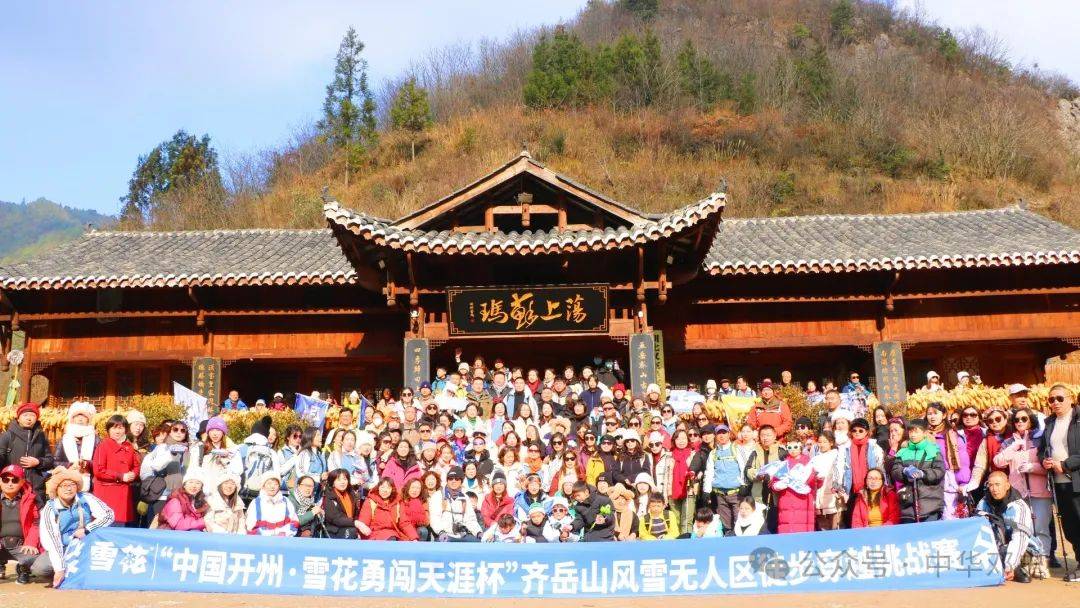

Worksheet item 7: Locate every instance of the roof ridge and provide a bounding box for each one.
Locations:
[721,205,1026,225]
[88,227,334,237]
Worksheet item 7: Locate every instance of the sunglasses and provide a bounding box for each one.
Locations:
[605,421,617,426]
[1048,395,1067,404]
[171,427,187,433]
[420,428,432,433]
[688,432,699,437]
[649,442,663,448]
[528,448,540,453]
[552,441,564,446]
[796,424,810,430]
[1014,416,1030,423]
[785,444,802,451]
[629,421,641,426]
[697,418,708,423]
[662,410,674,414]
[962,412,979,418]
[988,416,1005,424]
[0,476,19,483]
[586,437,596,441]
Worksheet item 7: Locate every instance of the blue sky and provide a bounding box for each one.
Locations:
[1,1,1076,215]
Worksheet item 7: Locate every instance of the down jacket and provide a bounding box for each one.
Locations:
[770,453,818,533]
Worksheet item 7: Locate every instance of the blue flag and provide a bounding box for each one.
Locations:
[294,393,329,429]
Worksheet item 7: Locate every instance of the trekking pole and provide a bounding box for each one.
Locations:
[913,477,921,523]
[1049,482,1071,573]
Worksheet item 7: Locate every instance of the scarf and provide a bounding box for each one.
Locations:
[734,503,766,536]
[670,446,693,500]
[928,422,961,471]
[62,427,97,490]
[849,436,871,494]
[335,488,354,519]
[291,487,316,513]
[963,426,984,465]
[612,498,634,540]
[525,455,544,474]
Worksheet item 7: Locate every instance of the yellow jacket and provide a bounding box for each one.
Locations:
[638,509,680,540]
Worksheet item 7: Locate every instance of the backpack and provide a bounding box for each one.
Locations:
[139,474,168,504]
[239,444,275,495]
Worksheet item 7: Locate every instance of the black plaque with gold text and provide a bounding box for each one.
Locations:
[447,285,608,336]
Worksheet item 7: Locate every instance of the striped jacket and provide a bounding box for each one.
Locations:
[39,492,115,572]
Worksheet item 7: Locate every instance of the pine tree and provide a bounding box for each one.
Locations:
[829,0,856,45]
[319,27,377,186]
[619,0,659,21]
[607,31,664,109]
[676,40,730,110]
[523,28,594,109]
[390,78,432,161]
[119,130,223,227]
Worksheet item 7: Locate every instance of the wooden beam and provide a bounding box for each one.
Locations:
[484,207,495,232]
[488,204,558,215]
[692,286,1080,305]
[5,308,396,322]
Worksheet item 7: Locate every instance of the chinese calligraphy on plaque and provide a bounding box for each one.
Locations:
[191,357,221,408]
[403,339,430,391]
[628,333,657,398]
[447,285,608,335]
[872,341,907,407]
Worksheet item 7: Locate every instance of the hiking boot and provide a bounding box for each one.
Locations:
[1065,569,1080,583]
[15,564,31,585]
[1013,567,1031,583]
[1049,556,1063,569]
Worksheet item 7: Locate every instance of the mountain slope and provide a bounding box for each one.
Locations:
[0,198,113,262]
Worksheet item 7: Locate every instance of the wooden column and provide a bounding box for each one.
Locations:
[104,365,117,410]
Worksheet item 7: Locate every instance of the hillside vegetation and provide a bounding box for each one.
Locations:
[125,0,1080,230]
[0,198,112,262]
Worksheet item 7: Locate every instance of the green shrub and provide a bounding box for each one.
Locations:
[222,409,302,445]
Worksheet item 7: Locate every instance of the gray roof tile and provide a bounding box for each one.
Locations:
[705,206,1080,274]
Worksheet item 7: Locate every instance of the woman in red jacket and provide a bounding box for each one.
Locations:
[481,470,515,527]
[92,414,141,526]
[358,477,418,541]
[851,468,901,527]
[770,442,819,533]
[400,478,431,541]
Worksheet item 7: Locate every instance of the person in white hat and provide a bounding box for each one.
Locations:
[542,495,578,542]
[646,430,673,501]
[644,383,663,411]
[923,371,945,393]
[158,466,208,531]
[55,402,98,491]
[955,371,973,392]
[1008,384,1031,411]
[616,430,648,488]
[245,470,298,537]
[205,472,247,534]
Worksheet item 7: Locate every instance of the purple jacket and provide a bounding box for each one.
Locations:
[933,429,971,487]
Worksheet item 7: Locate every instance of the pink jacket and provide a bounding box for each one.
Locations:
[382,458,422,490]
[992,433,1051,499]
[160,493,207,531]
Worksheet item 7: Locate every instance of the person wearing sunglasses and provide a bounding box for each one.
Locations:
[1039,384,1080,581]
[994,407,1053,578]
[0,464,50,584]
[964,408,1012,500]
[140,421,191,525]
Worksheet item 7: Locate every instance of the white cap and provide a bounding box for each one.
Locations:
[1008,383,1029,396]
[830,409,855,422]
[705,379,717,391]
[926,371,940,381]
[183,466,205,487]
[646,383,660,395]
[957,371,970,381]
[634,472,655,489]
[457,362,470,372]
[648,431,665,444]
[355,431,376,447]
[273,392,284,399]
[550,496,570,510]
[622,430,641,443]
[310,390,321,399]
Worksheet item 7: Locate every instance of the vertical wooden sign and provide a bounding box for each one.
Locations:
[873,341,907,407]
[403,338,430,391]
[191,357,221,409]
[629,333,657,398]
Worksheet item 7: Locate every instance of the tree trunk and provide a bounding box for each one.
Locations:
[410,139,416,162]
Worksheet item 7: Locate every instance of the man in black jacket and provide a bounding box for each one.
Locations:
[570,481,614,542]
[1039,384,1080,582]
[0,403,52,504]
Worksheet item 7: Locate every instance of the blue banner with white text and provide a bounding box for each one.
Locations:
[60,519,1002,597]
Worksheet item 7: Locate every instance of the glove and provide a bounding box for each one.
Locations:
[910,468,925,480]
[903,465,921,481]
[1017,462,1034,473]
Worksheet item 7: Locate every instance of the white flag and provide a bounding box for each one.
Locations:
[173,382,209,433]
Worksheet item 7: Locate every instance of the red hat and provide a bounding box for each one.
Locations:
[1,464,25,480]
[16,402,40,418]
[612,383,626,394]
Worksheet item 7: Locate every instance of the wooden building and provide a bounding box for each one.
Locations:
[2,150,1078,409]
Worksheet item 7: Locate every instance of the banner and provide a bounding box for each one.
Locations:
[60,519,1002,598]
[447,284,608,335]
[173,382,208,435]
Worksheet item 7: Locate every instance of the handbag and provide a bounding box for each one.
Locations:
[139,474,167,504]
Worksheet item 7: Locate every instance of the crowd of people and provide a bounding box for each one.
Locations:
[0,353,1078,590]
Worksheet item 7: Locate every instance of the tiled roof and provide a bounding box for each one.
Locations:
[0,228,356,290]
[705,206,1080,275]
[325,192,726,255]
